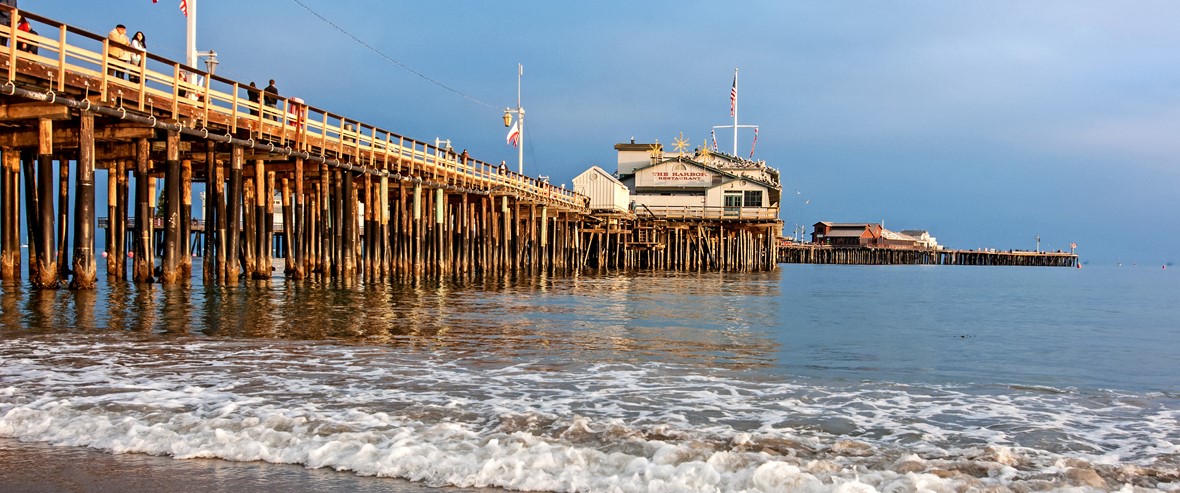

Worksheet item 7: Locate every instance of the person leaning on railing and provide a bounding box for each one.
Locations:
[128,31,146,83]
[15,16,35,54]
[107,23,130,79]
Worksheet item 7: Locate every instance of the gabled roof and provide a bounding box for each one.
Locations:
[815,221,882,229]
[573,165,626,187]
[880,229,919,242]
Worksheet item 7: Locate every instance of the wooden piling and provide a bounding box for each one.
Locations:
[34,119,57,289]
[113,159,129,279]
[203,142,217,281]
[56,155,69,280]
[159,130,181,284]
[225,142,243,284]
[180,158,192,276]
[291,156,305,279]
[69,112,97,289]
[0,149,19,281]
[133,139,153,283]
[21,149,40,283]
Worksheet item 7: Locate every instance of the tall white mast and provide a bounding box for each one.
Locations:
[732,67,739,156]
[713,67,759,159]
[185,0,196,67]
[517,63,524,175]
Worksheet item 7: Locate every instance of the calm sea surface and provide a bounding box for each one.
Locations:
[0,265,1177,492]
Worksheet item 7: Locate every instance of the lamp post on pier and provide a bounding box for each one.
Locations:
[502,63,524,175]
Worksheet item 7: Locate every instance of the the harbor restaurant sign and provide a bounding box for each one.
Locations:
[634,161,715,188]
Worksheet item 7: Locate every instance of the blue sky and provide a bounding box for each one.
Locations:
[26,0,1180,264]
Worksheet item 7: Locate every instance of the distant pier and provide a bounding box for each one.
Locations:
[778,244,1078,267]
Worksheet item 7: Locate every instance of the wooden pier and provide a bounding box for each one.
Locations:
[0,7,779,290]
[778,244,1078,267]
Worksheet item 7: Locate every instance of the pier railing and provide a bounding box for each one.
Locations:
[1,7,586,211]
[639,205,780,221]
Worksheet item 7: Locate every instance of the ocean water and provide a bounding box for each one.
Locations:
[0,264,1177,492]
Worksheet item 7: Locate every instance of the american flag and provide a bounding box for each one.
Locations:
[506,120,521,147]
[180,0,188,17]
[730,75,737,117]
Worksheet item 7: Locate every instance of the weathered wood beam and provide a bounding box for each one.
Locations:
[0,103,72,121]
[0,124,154,149]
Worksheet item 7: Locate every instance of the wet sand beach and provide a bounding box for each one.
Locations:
[0,439,494,493]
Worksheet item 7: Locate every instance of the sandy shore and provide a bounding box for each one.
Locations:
[0,439,494,493]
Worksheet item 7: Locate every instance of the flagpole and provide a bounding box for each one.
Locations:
[732,67,738,156]
[517,63,524,175]
[186,0,196,67]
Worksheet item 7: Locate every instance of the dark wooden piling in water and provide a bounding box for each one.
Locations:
[132,138,154,283]
[69,112,97,289]
[0,149,19,281]
[34,120,57,288]
[159,130,181,284]
[180,157,192,277]
[225,142,243,284]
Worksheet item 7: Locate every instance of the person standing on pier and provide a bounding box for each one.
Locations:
[247,81,260,115]
[264,79,279,120]
[0,0,16,47]
[107,24,130,79]
[128,31,146,83]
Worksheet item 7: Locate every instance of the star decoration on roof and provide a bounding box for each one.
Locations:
[672,132,690,153]
[696,140,711,162]
[648,142,663,161]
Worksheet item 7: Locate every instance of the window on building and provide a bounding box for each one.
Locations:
[743,190,762,207]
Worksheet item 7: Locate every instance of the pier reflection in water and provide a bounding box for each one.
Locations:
[0,265,782,372]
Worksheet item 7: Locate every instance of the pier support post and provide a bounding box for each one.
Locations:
[21,149,40,283]
[291,157,305,279]
[56,155,70,281]
[225,141,243,284]
[180,158,192,277]
[69,113,97,289]
[34,119,57,289]
[132,139,154,283]
[159,129,181,284]
[0,149,19,281]
[342,172,356,280]
[203,142,217,281]
[251,159,267,279]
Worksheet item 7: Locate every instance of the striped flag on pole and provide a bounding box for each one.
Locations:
[180,0,188,16]
[506,120,521,147]
[749,127,758,158]
[711,129,718,151]
[730,75,737,117]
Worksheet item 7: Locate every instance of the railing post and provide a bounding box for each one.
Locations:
[57,25,67,92]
